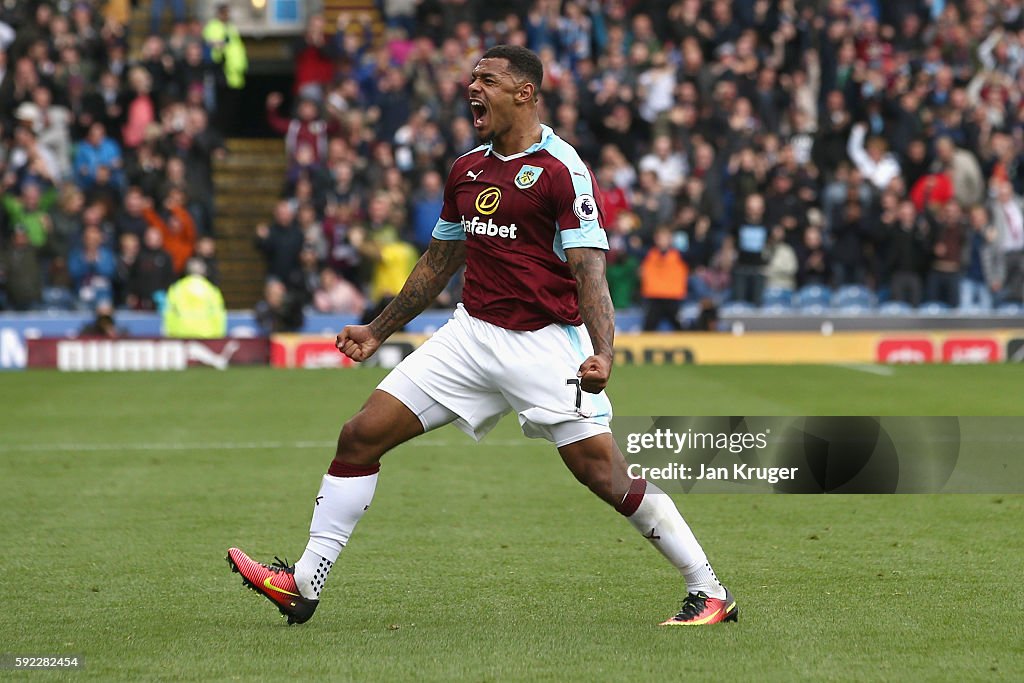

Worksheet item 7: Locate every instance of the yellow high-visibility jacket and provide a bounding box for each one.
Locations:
[203,18,248,89]
[163,275,227,339]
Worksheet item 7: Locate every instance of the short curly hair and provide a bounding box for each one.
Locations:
[481,45,544,98]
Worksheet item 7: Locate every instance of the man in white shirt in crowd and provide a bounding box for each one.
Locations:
[990,178,1024,304]
[846,122,901,192]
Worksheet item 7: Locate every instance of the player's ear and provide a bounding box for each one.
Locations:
[516,81,535,104]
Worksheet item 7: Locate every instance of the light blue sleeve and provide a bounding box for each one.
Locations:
[559,226,609,250]
[431,217,465,241]
[547,136,608,253]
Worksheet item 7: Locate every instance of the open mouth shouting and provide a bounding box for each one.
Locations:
[469,98,489,133]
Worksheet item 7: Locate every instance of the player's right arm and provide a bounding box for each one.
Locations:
[336,238,466,361]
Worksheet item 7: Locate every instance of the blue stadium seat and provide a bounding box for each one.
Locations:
[761,287,794,307]
[614,309,644,332]
[836,304,872,315]
[918,302,951,315]
[720,302,756,316]
[996,302,1023,316]
[680,302,701,321]
[41,287,77,312]
[794,285,832,308]
[878,301,914,315]
[686,275,713,302]
[761,303,793,315]
[831,285,876,309]
[798,303,829,316]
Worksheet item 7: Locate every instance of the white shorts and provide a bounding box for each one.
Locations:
[377,304,612,447]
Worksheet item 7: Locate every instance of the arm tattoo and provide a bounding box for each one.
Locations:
[369,238,466,340]
[566,247,615,359]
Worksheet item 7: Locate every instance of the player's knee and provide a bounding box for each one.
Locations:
[336,414,387,464]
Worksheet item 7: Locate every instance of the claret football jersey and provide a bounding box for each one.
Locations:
[432,125,609,331]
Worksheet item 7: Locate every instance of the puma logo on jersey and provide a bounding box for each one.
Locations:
[466,169,482,180]
[461,215,519,239]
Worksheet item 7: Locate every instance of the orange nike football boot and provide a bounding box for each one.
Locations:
[658,588,738,626]
[226,547,319,625]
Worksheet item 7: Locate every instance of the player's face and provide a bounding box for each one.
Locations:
[467,58,524,142]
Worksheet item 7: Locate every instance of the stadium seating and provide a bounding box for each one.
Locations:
[831,285,876,309]
[835,304,873,315]
[794,286,832,309]
[761,287,794,308]
[918,302,952,315]
[680,302,702,322]
[996,303,1023,316]
[720,302,757,316]
[877,301,915,316]
[798,303,829,316]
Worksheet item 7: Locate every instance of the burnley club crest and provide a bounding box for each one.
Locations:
[514,165,544,189]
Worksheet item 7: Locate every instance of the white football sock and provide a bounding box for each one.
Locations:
[294,472,378,599]
[624,481,725,599]
[295,548,332,599]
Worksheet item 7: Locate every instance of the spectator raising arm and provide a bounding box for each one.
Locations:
[846,123,901,191]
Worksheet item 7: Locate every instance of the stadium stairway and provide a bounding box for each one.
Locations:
[325,0,385,40]
[128,1,192,54]
[213,137,284,308]
[128,0,384,51]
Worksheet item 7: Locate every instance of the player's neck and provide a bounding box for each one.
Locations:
[491,120,543,158]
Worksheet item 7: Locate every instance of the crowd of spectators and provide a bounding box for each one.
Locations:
[6,0,1024,331]
[255,0,1024,332]
[0,0,238,314]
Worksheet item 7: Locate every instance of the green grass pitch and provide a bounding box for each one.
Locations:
[2,365,1023,681]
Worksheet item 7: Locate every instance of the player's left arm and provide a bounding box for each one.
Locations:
[565,247,615,393]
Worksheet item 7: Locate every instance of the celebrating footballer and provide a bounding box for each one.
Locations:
[228,45,736,627]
